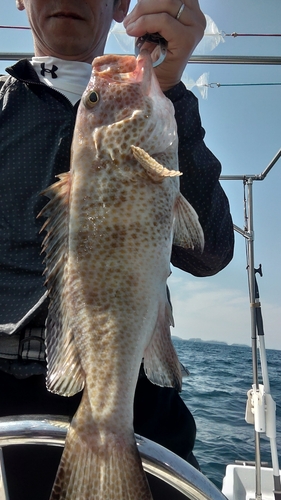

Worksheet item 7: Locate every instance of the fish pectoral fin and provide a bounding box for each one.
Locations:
[39,172,85,397]
[173,193,204,251]
[131,145,182,182]
[144,299,182,391]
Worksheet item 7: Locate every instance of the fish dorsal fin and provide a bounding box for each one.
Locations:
[173,193,204,251]
[131,145,182,182]
[39,173,85,396]
[143,298,182,392]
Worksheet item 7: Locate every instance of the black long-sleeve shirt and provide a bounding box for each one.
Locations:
[0,59,234,337]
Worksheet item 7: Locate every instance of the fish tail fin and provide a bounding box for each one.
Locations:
[50,414,152,500]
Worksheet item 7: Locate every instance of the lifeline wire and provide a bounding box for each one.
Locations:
[207,82,281,88]
[0,25,31,30]
[224,32,281,38]
[3,26,278,37]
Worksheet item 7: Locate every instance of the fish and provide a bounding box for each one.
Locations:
[39,51,204,500]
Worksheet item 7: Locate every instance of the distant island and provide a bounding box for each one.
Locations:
[171,336,249,348]
[190,338,228,345]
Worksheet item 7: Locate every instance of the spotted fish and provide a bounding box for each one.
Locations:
[40,52,204,500]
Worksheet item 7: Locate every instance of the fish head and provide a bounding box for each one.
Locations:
[75,52,177,161]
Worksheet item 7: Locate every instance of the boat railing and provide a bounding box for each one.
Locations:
[1,52,281,65]
[220,149,281,500]
[0,414,227,500]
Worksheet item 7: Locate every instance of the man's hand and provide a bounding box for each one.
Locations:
[124,0,206,92]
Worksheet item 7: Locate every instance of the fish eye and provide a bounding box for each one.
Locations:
[83,90,99,108]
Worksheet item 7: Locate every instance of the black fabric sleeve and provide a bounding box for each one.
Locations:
[165,82,234,277]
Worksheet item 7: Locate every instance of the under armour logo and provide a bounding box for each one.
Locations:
[40,63,58,79]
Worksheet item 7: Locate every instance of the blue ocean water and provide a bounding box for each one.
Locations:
[172,338,281,490]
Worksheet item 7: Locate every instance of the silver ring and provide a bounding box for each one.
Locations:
[175,3,185,20]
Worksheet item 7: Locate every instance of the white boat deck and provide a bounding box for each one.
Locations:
[222,464,281,500]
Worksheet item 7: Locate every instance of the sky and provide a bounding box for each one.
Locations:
[0,0,281,350]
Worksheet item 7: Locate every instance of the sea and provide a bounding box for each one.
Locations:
[172,338,281,490]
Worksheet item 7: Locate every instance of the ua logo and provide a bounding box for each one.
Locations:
[40,63,58,79]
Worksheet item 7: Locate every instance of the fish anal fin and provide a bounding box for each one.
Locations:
[131,145,182,182]
[38,172,85,396]
[144,300,182,392]
[173,193,204,251]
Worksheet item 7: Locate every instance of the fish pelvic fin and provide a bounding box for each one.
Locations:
[173,193,204,251]
[131,145,182,182]
[144,299,182,392]
[38,173,85,396]
[50,393,153,500]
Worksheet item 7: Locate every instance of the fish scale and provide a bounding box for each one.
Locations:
[39,51,204,500]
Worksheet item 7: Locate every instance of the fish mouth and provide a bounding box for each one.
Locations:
[92,52,153,94]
